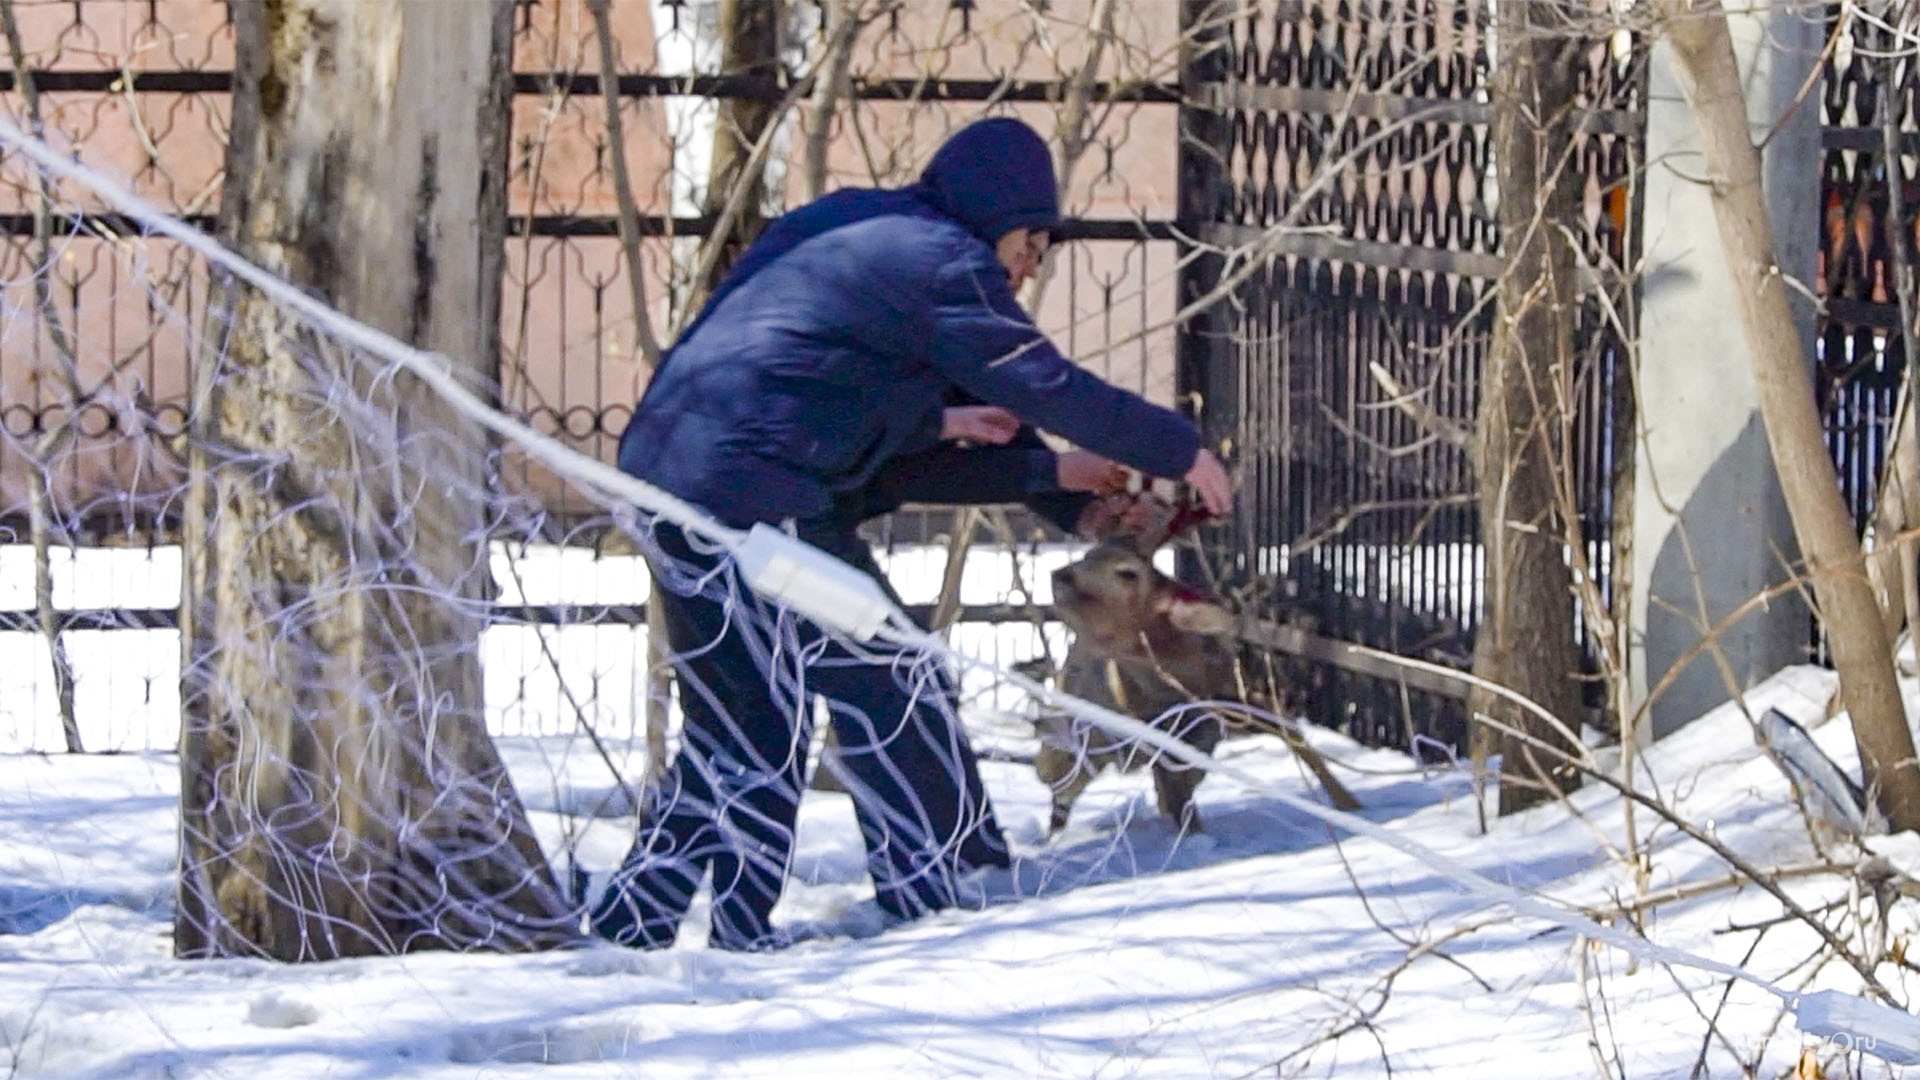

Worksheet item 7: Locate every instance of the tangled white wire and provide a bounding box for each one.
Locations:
[5,114,1916,1062]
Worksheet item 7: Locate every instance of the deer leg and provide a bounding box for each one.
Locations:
[1033,714,1100,835]
[1035,742,1096,834]
[1152,760,1206,833]
[1146,715,1219,831]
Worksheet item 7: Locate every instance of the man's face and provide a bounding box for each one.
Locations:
[996,228,1051,289]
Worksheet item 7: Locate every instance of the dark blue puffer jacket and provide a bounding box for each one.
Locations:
[617,118,1200,527]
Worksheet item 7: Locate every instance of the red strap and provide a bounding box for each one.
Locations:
[1163,496,1218,540]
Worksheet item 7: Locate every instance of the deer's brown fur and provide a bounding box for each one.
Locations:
[1037,538,1237,833]
[1035,497,1361,833]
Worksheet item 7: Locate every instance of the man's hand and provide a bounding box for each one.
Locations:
[1074,491,1182,541]
[1185,448,1233,517]
[1056,450,1128,495]
[941,405,1020,445]
[1073,494,1133,540]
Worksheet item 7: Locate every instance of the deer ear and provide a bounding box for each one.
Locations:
[1164,590,1234,636]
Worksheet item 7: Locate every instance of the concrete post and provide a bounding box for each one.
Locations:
[1629,4,1825,737]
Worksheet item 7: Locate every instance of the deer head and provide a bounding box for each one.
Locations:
[1050,493,1232,656]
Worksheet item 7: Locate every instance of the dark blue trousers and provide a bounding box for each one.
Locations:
[590,522,1009,950]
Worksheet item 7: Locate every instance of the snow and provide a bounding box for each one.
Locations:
[0,541,1099,751]
[5,544,1919,1077]
[5,657,1917,1078]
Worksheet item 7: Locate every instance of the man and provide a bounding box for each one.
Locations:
[596,117,1232,951]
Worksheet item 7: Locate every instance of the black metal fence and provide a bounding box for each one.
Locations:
[1818,4,1919,555]
[1176,0,1644,754]
[0,0,1186,538]
[17,0,1904,762]
[0,0,1183,750]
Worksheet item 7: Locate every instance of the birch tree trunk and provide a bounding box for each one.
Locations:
[1657,0,1920,831]
[177,0,574,959]
[1469,4,1588,814]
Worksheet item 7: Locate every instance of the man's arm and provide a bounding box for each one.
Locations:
[857,435,1094,535]
[926,252,1200,481]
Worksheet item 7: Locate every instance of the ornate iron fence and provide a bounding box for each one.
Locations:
[1176,0,1645,754]
[0,0,1185,537]
[0,0,1184,749]
[1818,3,1919,549]
[38,2,1878,763]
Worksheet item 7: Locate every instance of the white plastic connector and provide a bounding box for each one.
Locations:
[734,522,899,642]
[1793,990,1920,1065]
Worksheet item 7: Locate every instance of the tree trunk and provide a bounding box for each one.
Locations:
[1868,380,1920,641]
[1469,5,1589,814]
[177,0,574,959]
[586,0,673,786]
[696,0,784,297]
[1869,38,1920,646]
[1657,0,1920,831]
[802,0,862,202]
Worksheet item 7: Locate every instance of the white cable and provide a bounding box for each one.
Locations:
[10,116,1918,1065]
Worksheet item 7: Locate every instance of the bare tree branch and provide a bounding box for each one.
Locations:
[4,0,82,753]
[588,0,663,369]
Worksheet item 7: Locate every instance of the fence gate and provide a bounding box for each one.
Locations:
[1174,0,1644,756]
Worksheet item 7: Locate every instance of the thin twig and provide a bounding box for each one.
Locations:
[1472,708,1902,1003]
[5,0,82,752]
[587,0,663,368]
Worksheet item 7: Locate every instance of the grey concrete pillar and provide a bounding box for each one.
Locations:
[1629,3,1825,738]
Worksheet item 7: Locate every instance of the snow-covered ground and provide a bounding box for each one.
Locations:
[4,659,1914,1078]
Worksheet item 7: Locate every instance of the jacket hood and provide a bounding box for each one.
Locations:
[917,118,1061,246]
